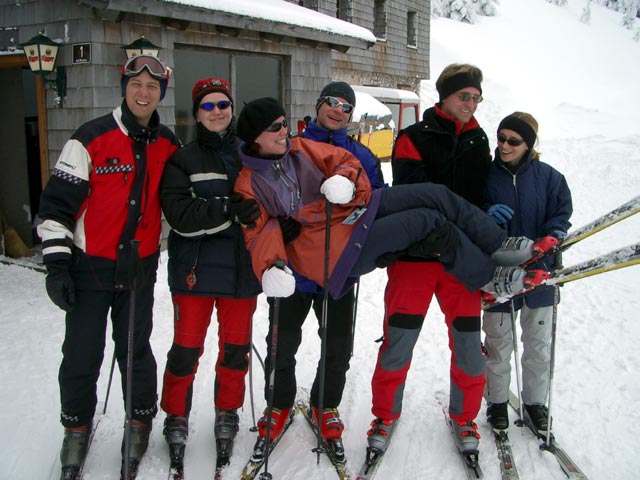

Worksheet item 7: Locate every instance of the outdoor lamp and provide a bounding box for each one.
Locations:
[19,32,67,104]
[123,35,161,58]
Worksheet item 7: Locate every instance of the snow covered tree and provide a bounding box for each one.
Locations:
[431,0,496,24]
[581,0,592,23]
[546,0,568,5]
[621,0,639,28]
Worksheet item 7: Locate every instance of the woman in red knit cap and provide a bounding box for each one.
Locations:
[158,77,262,468]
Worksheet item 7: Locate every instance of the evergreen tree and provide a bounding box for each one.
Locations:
[581,0,592,23]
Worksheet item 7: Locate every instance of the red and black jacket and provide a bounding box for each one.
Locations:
[38,102,180,289]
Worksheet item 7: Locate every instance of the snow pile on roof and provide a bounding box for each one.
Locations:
[161,0,376,42]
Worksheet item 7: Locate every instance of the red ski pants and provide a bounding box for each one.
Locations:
[371,261,486,421]
[161,294,257,415]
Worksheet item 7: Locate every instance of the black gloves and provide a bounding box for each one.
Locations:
[407,223,459,259]
[278,216,302,244]
[375,250,404,269]
[226,194,260,227]
[45,262,75,312]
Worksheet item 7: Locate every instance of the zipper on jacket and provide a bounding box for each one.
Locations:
[272,161,301,213]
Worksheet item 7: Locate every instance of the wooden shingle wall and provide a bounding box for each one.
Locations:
[288,0,430,90]
[2,0,335,169]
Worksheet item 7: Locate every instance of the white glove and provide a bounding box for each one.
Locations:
[262,263,296,298]
[320,175,355,204]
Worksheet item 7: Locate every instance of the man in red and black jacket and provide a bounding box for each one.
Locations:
[367,64,492,456]
[37,55,180,477]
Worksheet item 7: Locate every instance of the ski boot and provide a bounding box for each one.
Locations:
[59,423,92,480]
[491,236,535,266]
[163,415,188,471]
[366,418,397,453]
[251,407,292,461]
[214,408,239,467]
[121,420,151,480]
[524,403,551,433]
[312,406,346,462]
[486,402,509,431]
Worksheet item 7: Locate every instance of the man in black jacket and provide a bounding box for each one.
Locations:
[367,64,492,458]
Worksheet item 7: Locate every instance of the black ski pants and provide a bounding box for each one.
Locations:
[58,272,158,428]
[265,287,355,410]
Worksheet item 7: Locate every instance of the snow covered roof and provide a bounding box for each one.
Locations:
[84,0,376,51]
[352,85,420,103]
[352,91,392,123]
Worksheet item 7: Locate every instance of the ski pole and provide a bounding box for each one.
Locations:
[315,200,332,464]
[102,351,117,415]
[252,342,266,372]
[349,280,360,358]
[260,260,285,480]
[544,285,560,448]
[248,336,258,432]
[509,300,525,423]
[123,239,141,480]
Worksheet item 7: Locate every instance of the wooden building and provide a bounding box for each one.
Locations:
[0,0,429,250]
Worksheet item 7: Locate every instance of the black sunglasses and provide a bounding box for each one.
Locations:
[321,96,354,114]
[457,92,483,103]
[264,119,288,132]
[497,133,525,147]
[199,100,232,111]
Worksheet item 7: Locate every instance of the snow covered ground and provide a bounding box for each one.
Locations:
[1,0,639,478]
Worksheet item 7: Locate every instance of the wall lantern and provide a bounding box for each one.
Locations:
[19,32,67,106]
[123,35,161,58]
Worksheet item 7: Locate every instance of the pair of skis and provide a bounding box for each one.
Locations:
[483,194,640,309]
[505,391,589,480]
[240,401,350,480]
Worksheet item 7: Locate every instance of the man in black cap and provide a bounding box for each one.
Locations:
[367,63,492,460]
[37,54,180,478]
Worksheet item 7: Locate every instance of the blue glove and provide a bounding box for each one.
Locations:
[487,204,514,224]
[550,230,567,240]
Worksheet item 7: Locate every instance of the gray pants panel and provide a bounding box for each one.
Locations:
[483,305,553,405]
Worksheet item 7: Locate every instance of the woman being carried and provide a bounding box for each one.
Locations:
[232,97,545,448]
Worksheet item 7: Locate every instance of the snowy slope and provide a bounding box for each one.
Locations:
[1,0,639,478]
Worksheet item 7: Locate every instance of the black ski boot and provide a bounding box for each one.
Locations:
[487,402,509,431]
[524,404,550,432]
[121,420,151,480]
[59,423,92,480]
[164,415,188,474]
[214,408,239,466]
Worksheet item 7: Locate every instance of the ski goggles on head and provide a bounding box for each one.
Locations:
[199,100,233,111]
[264,119,288,132]
[122,55,170,81]
[319,96,354,114]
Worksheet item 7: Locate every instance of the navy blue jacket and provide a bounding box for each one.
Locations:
[485,151,572,311]
[161,124,260,298]
[304,119,386,189]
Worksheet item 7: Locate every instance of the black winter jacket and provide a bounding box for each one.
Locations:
[160,123,260,298]
[391,105,491,208]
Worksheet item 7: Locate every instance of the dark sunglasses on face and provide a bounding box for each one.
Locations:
[456,92,483,104]
[321,96,354,114]
[497,133,526,147]
[199,100,232,111]
[122,55,170,80]
[264,119,288,132]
